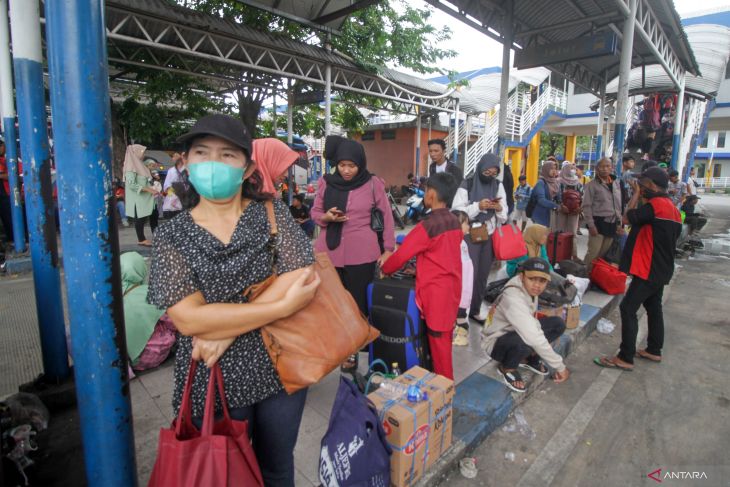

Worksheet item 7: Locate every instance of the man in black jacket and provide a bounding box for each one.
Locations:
[428,138,463,184]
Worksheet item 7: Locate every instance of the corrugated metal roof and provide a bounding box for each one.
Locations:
[233,0,370,30]
[427,0,700,95]
[606,24,730,97]
[106,0,450,99]
[446,67,550,113]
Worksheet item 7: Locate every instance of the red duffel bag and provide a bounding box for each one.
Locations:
[492,223,528,261]
[148,361,264,487]
[590,258,628,295]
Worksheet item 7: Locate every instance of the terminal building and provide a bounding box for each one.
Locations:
[351,8,730,192]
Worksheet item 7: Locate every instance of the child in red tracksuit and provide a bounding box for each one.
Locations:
[381,173,463,379]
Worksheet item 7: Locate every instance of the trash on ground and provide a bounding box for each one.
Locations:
[504,451,516,462]
[502,408,536,439]
[4,393,50,431]
[597,318,615,334]
[459,457,478,478]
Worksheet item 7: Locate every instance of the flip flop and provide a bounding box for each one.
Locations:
[636,349,662,362]
[593,356,634,371]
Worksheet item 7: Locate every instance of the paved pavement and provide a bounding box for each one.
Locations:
[1,204,676,486]
[440,194,730,487]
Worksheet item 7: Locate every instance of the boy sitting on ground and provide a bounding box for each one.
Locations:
[382,173,463,379]
[481,258,571,392]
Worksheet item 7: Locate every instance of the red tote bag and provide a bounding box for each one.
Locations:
[148,361,264,487]
[590,258,628,295]
[492,223,528,261]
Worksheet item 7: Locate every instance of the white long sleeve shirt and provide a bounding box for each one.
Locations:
[451,183,508,235]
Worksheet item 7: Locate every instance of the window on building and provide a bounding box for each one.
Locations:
[381,130,396,140]
[714,164,722,177]
[700,134,708,148]
[361,132,375,141]
[718,132,727,148]
[697,164,705,178]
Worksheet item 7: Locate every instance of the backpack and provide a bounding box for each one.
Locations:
[561,188,582,213]
[525,180,542,218]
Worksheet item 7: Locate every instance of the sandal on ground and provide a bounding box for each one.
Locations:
[636,349,662,362]
[340,354,358,372]
[137,240,152,247]
[519,356,549,376]
[593,356,634,371]
[498,366,527,393]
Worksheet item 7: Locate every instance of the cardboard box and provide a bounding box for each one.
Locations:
[539,304,581,329]
[367,366,454,487]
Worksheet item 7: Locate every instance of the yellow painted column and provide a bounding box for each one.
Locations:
[565,134,578,163]
[527,131,541,187]
[511,148,522,183]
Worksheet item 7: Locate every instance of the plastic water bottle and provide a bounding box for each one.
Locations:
[378,379,409,399]
[392,362,402,377]
[407,385,422,403]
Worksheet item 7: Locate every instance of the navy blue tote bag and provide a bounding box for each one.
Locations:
[319,377,391,487]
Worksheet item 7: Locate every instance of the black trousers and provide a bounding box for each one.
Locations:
[490,316,566,369]
[134,207,158,242]
[466,235,494,316]
[0,194,13,243]
[336,261,376,317]
[618,277,665,364]
[684,215,707,234]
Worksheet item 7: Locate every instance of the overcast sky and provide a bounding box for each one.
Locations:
[407,0,730,74]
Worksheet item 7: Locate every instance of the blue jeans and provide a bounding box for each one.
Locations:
[194,388,307,487]
[116,200,126,222]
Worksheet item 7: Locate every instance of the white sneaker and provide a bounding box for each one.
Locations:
[452,327,469,346]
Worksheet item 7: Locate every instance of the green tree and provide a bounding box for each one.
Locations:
[539,132,567,162]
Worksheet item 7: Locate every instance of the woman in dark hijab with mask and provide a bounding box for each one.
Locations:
[312,135,395,370]
[452,153,509,324]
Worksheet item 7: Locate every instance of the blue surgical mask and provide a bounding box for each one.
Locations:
[187,161,245,200]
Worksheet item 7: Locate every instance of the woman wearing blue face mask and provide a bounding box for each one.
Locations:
[146,114,320,486]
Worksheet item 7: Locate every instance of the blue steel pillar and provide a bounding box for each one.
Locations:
[44,0,137,485]
[9,0,69,380]
[287,80,294,205]
[595,75,606,162]
[670,75,686,170]
[452,99,460,165]
[0,0,24,251]
[415,109,422,178]
[613,0,638,176]
[496,0,513,162]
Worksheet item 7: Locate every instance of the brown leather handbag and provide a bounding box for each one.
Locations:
[245,201,379,394]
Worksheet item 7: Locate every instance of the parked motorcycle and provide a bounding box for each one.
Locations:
[404,185,427,225]
[387,190,406,229]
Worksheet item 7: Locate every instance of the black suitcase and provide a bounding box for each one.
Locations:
[367,275,430,371]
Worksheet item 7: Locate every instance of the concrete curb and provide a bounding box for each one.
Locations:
[3,245,151,275]
[417,292,622,487]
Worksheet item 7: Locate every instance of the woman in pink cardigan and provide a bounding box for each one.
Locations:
[312,135,395,370]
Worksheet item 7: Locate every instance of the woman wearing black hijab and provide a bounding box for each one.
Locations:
[312,136,395,369]
[452,153,509,323]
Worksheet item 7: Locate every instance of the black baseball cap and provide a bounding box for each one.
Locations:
[640,167,669,190]
[176,114,252,157]
[519,257,551,281]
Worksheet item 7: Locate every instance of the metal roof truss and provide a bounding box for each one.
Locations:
[99,4,454,114]
[614,0,684,87]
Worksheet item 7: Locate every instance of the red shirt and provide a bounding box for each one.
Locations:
[381,208,463,330]
[0,156,8,195]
